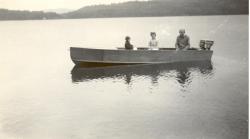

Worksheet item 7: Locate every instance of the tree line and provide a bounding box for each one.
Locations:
[0,0,248,20]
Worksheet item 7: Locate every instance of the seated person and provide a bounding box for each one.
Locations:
[175,29,190,50]
[125,36,134,50]
[148,32,159,50]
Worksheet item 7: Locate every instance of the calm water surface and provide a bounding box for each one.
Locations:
[0,15,248,139]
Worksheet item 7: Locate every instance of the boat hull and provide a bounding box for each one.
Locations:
[70,47,213,65]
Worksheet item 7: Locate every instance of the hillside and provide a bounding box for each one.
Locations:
[63,0,248,18]
[0,0,248,20]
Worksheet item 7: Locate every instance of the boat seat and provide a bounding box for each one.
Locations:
[116,47,126,50]
[188,48,198,50]
[137,47,149,50]
[159,47,175,50]
[117,47,199,50]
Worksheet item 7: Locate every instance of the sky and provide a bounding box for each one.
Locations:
[0,0,147,11]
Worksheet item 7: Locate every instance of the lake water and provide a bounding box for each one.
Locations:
[0,15,248,139]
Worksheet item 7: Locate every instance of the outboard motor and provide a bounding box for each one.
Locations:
[199,40,214,50]
[199,40,206,50]
[205,40,214,50]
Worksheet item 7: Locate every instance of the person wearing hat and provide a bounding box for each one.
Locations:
[175,29,190,50]
[124,36,134,50]
[148,32,159,50]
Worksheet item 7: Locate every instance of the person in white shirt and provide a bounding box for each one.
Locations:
[148,32,159,50]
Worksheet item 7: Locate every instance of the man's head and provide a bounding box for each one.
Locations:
[125,36,130,41]
[179,29,185,36]
[150,32,156,39]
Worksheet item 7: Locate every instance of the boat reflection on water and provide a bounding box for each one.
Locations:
[71,61,214,86]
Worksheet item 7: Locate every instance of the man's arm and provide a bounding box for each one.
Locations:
[186,36,190,48]
[175,37,179,49]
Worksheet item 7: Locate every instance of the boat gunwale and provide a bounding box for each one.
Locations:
[70,47,213,52]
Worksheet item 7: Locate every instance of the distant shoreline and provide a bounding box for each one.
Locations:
[0,14,247,21]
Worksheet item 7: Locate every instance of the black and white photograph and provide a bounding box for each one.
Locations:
[0,0,248,138]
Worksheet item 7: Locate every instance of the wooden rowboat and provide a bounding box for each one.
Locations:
[70,47,213,65]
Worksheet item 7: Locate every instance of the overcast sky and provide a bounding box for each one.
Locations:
[0,0,148,11]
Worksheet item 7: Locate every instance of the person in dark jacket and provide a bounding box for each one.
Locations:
[125,36,134,50]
